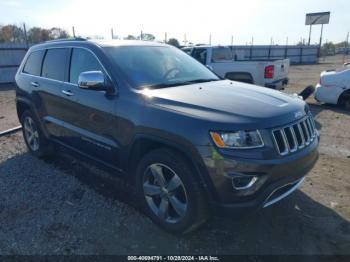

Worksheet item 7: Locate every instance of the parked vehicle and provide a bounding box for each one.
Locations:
[15,39,319,234]
[315,63,350,110]
[182,46,290,90]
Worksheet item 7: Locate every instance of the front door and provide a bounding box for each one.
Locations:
[59,47,119,166]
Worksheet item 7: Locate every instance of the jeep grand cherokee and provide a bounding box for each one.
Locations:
[15,39,319,234]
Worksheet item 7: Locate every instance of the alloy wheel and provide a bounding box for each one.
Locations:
[23,116,40,151]
[143,163,188,223]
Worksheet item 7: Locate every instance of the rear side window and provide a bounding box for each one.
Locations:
[42,48,69,81]
[23,50,45,76]
[212,47,233,61]
[69,48,103,84]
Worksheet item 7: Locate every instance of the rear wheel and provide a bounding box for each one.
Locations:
[225,72,253,84]
[338,91,350,111]
[20,110,53,158]
[136,148,208,234]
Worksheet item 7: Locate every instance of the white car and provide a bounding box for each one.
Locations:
[315,63,350,110]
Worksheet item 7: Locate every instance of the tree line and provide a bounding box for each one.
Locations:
[0,24,182,47]
[0,24,70,44]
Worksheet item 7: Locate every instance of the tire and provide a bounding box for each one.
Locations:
[338,91,350,111]
[298,85,315,100]
[225,72,253,84]
[136,148,208,234]
[20,110,54,158]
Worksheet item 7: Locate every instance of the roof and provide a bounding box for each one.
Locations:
[31,38,168,51]
[91,40,166,47]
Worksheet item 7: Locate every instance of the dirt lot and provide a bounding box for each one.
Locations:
[0,55,349,255]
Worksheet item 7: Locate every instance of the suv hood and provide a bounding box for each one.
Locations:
[141,80,308,129]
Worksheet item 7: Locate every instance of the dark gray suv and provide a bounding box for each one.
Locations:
[15,39,319,234]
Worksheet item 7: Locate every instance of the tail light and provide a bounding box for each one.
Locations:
[264,65,274,79]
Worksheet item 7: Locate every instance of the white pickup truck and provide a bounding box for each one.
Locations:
[183,46,290,90]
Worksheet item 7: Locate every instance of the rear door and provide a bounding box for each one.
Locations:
[36,48,70,139]
[59,47,119,166]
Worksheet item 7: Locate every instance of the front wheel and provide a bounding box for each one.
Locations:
[136,148,208,234]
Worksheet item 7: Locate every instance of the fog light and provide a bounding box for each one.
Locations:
[232,176,258,190]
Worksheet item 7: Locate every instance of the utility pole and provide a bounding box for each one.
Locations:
[343,32,349,63]
[164,32,167,43]
[183,34,187,46]
[22,23,28,49]
[231,35,233,46]
[72,26,76,38]
[209,34,212,45]
[111,28,114,39]
[140,30,143,40]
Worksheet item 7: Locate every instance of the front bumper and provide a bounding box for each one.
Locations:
[265,78,289,90]
[198,136,319,216]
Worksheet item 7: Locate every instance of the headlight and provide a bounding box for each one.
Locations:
[210,130,264,149]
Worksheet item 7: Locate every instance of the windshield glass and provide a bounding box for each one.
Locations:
[103,45,219,89]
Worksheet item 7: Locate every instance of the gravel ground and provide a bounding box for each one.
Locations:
[0,83,19,132]
[0,55,349,255]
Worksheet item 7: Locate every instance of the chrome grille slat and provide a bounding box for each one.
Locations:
[286,126,298,152]
[297,123,306,147]
[272,115,317,156]
[307,118,315,137]
[301,121,310,144]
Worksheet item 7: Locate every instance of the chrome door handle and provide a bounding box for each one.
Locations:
[62,90,74,96]
[30,82,39,87]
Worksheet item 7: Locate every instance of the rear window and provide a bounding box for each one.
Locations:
[23,50,45,76]
[212,47,233,61]
[42,48,69,81]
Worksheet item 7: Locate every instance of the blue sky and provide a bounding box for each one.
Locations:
[0,0,349,45]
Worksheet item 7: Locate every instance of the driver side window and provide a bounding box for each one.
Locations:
[69,48,103,84]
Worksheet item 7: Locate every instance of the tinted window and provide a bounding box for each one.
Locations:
[69,48,103,84]
[182,48,192,55]
[42,48,68,81]
[212,47,233,61]
[23,50,45,76]
[191,48,207,65]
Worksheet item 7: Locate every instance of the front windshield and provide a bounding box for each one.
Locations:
[103,45,219,89]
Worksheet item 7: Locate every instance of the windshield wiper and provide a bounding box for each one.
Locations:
[144,78,220,89]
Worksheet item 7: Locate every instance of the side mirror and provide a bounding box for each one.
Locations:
[78,71,106,91]
[206,65,213,71]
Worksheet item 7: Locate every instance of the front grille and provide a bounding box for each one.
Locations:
[272,115,317,156]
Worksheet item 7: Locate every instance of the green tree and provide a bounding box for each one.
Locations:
[49,27,70,39]
[27,27,51,43]
[141,33,155,41]
[124,35,137,40]
[167,38,180,47]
